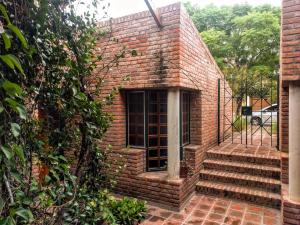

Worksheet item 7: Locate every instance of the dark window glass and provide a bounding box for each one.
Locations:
[182,92,190,145]
[149,126,158,135]
[160,126,167,135]
[149,115,158,124]
[160,149,167,156]
[128,92,144,147]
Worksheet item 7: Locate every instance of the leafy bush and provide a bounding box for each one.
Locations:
[0,1,140,224]
[109,197,147,225]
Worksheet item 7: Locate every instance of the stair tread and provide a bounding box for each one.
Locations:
[196,180,281,200]
[204,159,281,172]
[207,149,280,161]
[200,169,281,185]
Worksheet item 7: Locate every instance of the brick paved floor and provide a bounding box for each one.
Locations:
[223,126,277,148]
[141,194,281,225]
[210,141,280,158]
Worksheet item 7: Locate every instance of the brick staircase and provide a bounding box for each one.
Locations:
[196,148,282,209]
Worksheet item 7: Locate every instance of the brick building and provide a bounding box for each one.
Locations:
[91,3,229,209]
[280,0,300,224]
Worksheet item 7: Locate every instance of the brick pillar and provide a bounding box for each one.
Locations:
[281,1,300,223]
[288,83,300,202]
[167,88,180,179]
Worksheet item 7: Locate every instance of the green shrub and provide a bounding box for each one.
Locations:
[109,197,147,225]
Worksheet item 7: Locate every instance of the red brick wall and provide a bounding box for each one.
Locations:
[280,0,300,152]
[281,0,300,83]
[91,3,228,208]
[281,1,300,223]
[179,7,228,148]
[112,145,205,209]
[91,3,182,151]
[92,2,227,151]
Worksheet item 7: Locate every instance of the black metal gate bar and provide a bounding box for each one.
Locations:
[218,71,279,147]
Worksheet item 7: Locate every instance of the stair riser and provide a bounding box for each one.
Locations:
[203,163,281,179]
[206,152,281,167]
[200,173,281,193]
[196,185,281,209]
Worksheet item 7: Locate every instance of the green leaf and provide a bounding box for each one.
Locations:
[7,24,28,49]
[11,123,20,137]
[1,145,13,160]
[2,80,23,97]
[16,105,27,120]
[0,106,3,113]
[15,208,33,222]
[2,33,11,50]
[6,54,24,75]
[0,196,4,212]
[0,4,11,24]
[12,144,25,163]
[0,55,14,69]
[0,217,15,225]
[11,171,22,183]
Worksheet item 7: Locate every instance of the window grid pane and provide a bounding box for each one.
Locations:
[147,91,168,171]
[128,92,144,147]
[182,92,190,145]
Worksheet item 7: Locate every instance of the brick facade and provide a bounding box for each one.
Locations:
[91,3,227,209]
[281,0,300,223]
[280,0,300,151]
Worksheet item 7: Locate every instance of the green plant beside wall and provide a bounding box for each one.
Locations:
[0,1,145,224]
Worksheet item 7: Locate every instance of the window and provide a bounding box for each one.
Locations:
[127,92,145,147]
[147,91,168,170]
[181,92,190,146]
[126,90,191,171]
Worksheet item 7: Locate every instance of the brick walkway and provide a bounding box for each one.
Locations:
[209,141,280,158]
[223,126,277,148]
[141,194,281,225]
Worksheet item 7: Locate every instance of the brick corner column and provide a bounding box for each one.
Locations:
[282,83,300,225]
[167,88,180,179]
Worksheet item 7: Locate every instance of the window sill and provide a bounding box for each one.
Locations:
[137,171,183,183]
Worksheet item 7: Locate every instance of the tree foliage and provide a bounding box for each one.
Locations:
[185,3,280,110]
[0,1,145,224]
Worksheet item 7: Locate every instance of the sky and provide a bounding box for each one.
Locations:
[79,0,281,20]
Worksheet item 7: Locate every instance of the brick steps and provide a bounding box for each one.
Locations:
[206,150,281,167]
[196,180,281,209]
[200,169,281,193]
[203,159,281,179]
[196,149,282,208]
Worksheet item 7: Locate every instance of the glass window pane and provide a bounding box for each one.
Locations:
[160,126,167,134]
[149,126,158,135]
[160,115,167,124]
[149,137,158,147]
[160,149,167,156]
[149,104,157,113]
[128,92,144,147]
[149,115,158,124]
[149,150,158,157]
[181,92,190,145]
[149,160,158,168]
[160,104,167,113]
[160,137,167,146]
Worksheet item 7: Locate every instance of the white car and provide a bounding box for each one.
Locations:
[251,104,278,125]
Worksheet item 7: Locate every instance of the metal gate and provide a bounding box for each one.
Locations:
[218,73,279,148]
